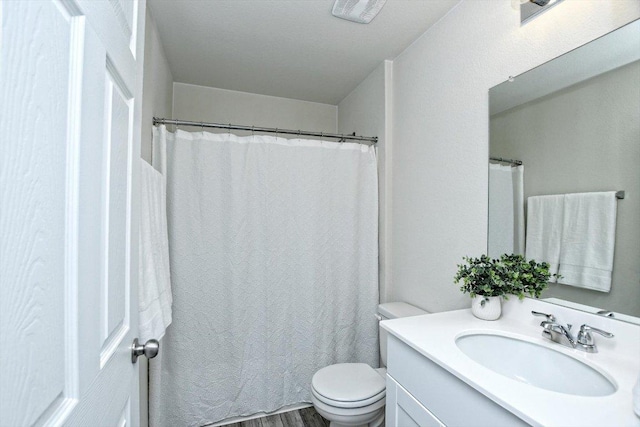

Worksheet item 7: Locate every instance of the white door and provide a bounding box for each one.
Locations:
[0,0,146,425]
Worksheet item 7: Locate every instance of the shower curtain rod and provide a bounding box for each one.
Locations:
[490,156,523,166]
[153,117,378,144]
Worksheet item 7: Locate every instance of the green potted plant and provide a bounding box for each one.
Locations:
[453,254,558,320]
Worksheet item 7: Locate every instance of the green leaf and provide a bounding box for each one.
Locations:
[454,253,550,298]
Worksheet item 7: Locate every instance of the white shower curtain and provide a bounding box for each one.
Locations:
[149,126,379,426]
[488,163,524,258]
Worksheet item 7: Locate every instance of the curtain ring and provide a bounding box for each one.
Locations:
[228,124,231,136]
[201,121,204,133]
[275,128,279,139]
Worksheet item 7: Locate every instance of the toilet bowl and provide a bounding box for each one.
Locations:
[311,302,428,427]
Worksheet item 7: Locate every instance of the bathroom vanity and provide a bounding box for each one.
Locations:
[381,299,640,427]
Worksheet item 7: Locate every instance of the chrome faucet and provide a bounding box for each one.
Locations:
[531,311,614,353]
[538,318,576,348]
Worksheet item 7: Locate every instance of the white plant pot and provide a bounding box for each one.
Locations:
[471,295,502,320]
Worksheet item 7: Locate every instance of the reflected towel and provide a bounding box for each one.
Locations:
[558,192,617,292]
[139,159,172,341]
[525,195,564,280]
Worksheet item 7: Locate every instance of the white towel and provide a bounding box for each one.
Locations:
[139,159,172,341]
[558,192,617,292]
[525,195,564,280]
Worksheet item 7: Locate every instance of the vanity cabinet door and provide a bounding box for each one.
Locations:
[386,376,445,427]
[387,335,529,427]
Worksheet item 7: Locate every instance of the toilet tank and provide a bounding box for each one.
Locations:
[377,302,428,367]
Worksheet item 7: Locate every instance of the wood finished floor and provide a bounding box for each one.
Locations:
[222,407,329,427]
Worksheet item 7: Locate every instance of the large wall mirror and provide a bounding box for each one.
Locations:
[488,19,640,322]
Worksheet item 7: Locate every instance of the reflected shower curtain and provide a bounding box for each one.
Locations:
[149,126,379,426]
[488,163,524,258]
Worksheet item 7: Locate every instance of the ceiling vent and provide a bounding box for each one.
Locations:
[332,0,387,24]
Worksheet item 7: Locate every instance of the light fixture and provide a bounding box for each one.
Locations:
[332,0,387,24]
[519,0,563,24]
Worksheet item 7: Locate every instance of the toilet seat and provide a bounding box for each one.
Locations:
[312,390,385,419]
[312,387,386,409]
[311,363,386,409]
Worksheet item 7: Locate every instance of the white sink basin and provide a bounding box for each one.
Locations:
[455,333,616,396]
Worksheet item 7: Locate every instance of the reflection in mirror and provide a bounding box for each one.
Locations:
[488,19,640,322]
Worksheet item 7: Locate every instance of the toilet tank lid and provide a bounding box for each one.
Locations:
[377,302,428,319]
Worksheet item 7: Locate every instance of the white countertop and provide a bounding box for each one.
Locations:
[381,298,640,427]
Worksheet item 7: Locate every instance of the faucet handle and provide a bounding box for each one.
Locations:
[531,311,556,322]
[578,324,614,338]
[596,310,615,318]
[577,324,614,348]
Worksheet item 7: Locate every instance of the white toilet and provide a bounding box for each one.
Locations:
[311,302,428,427]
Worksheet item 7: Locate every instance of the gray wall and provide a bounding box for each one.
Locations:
[141,8,174,163]
[490,61,640,317]
[338,61,392,303]
[172,83,337,135]
[389,0,639,313]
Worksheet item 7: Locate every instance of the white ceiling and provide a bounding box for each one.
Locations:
[148,0,460,105]
[490,19,640,116]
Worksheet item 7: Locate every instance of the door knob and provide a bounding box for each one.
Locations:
[131,338,160,363]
